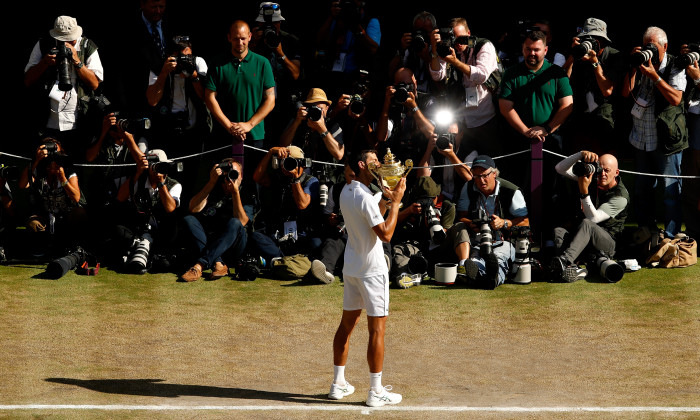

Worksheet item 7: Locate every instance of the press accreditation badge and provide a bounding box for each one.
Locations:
[332,53,347,72]
[465,86,479,108]
[631,97,648,119]
[283,220,298,241]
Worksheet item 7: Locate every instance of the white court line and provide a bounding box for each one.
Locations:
[1,405,699,412]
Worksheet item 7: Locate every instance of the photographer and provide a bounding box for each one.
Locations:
[280,88,344,184]
[327,69,379,154]
[251,2,303,143]
[84,113,147,254]
[416,117,473,203]
[179,159,253,282]
[428,17,502,159]
[390,176,455,289]
[251,146,322,260]
[562,18,625,155]
[550,151,629,282]
[388,11,438,95]
[375,68,436,168]
[24,16,103,154]
[681,42,700,238]
[18,139,88,258]
[0,165,18,261]
[313,0,381,92]
[455,155,529,289]
[115,149,181,273]
[621,26,687,239]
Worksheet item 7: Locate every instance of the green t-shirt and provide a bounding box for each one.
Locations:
[204,50,275,141]
[499,60,572,127]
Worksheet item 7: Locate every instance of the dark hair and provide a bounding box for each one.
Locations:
[524,30,547,46]
[345,149,376,175]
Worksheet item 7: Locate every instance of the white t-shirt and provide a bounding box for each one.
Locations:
[339,180,386,279]
[148,56,208,127]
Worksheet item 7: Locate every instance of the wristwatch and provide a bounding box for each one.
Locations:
[320,130,330,138]
[580,193,589,199]
[591,62,599,68]
[74,61,84,69]
[157,181,166,189]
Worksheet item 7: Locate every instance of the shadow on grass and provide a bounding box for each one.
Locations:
[45,378,359,405]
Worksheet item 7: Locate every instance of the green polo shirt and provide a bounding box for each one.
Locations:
[204,50,275,141]
[499,60,572,127]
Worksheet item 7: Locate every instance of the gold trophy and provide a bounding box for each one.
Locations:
[368,148,413,190]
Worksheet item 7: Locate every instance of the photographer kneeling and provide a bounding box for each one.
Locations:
[179,159,252,282]
[550,150,629,282]
[115,149,182,274]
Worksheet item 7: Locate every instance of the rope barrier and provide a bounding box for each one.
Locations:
[1,144,699,179]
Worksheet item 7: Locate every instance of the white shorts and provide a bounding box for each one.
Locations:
[342,273,389,317]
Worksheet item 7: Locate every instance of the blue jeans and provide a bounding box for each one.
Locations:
[633,148,683,237]
[469,241,516,286]
[182,215,248,269]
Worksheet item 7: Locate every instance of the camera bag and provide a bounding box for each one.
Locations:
[645,236,697,268]
[271,254,312,280]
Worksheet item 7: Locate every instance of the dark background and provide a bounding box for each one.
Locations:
[8,0,698,157]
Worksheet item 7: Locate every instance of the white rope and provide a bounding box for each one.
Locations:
[1,145,698,179]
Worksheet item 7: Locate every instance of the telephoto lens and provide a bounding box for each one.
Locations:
[595,256,625,283]
[319,184,329,207]
[572,160,601,177]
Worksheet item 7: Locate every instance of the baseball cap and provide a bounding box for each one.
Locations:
[471,155,496,170]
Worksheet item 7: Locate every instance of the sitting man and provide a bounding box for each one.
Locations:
[550,150,629,282]
[390,175,455,289]
[18,138,88,258]
[454,155,529,289]
[179,158,252,282]
[251,145,321,261]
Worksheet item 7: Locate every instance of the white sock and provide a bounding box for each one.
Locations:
[333,365,346,385]
[370,371,383,393]
[459,259,466,266]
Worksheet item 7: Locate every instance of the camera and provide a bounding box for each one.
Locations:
[45,246,87,279]
[50,43,73,92]
[435,28,474,58]
[590,254,624,283]
[392,82,413,104]
[145,154,183,175]
[415,197,445,244]
[571,35,600,60]
[234,254,266,281]
[114,111,151,133]
[174,52,196,77]
[411,30,428,53]
[510,226,532,284]
[260,3,281,49]
[38,141,71,173]
[306,105,324,122]
[572,160,603,177]
[471,207,493,255]
[272,155,313,172]
[435,132,455,151]
[124,232,152,274]
[0,165,20,180]
[675,43,700,68]
[630,43,659,67]
[218,161,239,181]
[349,94,365,115]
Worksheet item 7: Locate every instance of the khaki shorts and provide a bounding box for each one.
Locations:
[342,273,389,317]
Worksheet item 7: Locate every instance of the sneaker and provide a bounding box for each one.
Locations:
[366,385,402,407]
[328,381,355,400]
[395,273,421,289]
[311,259,335,284]
[563,265,588,283]
[180,265,202,282]
[549,256,567,280]
[210,262,229,280]
[457,259,479,283]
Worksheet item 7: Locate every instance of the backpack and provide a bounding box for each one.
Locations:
[271,254,312,280]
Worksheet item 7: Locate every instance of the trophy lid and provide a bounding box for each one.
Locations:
[383,148,398,166]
